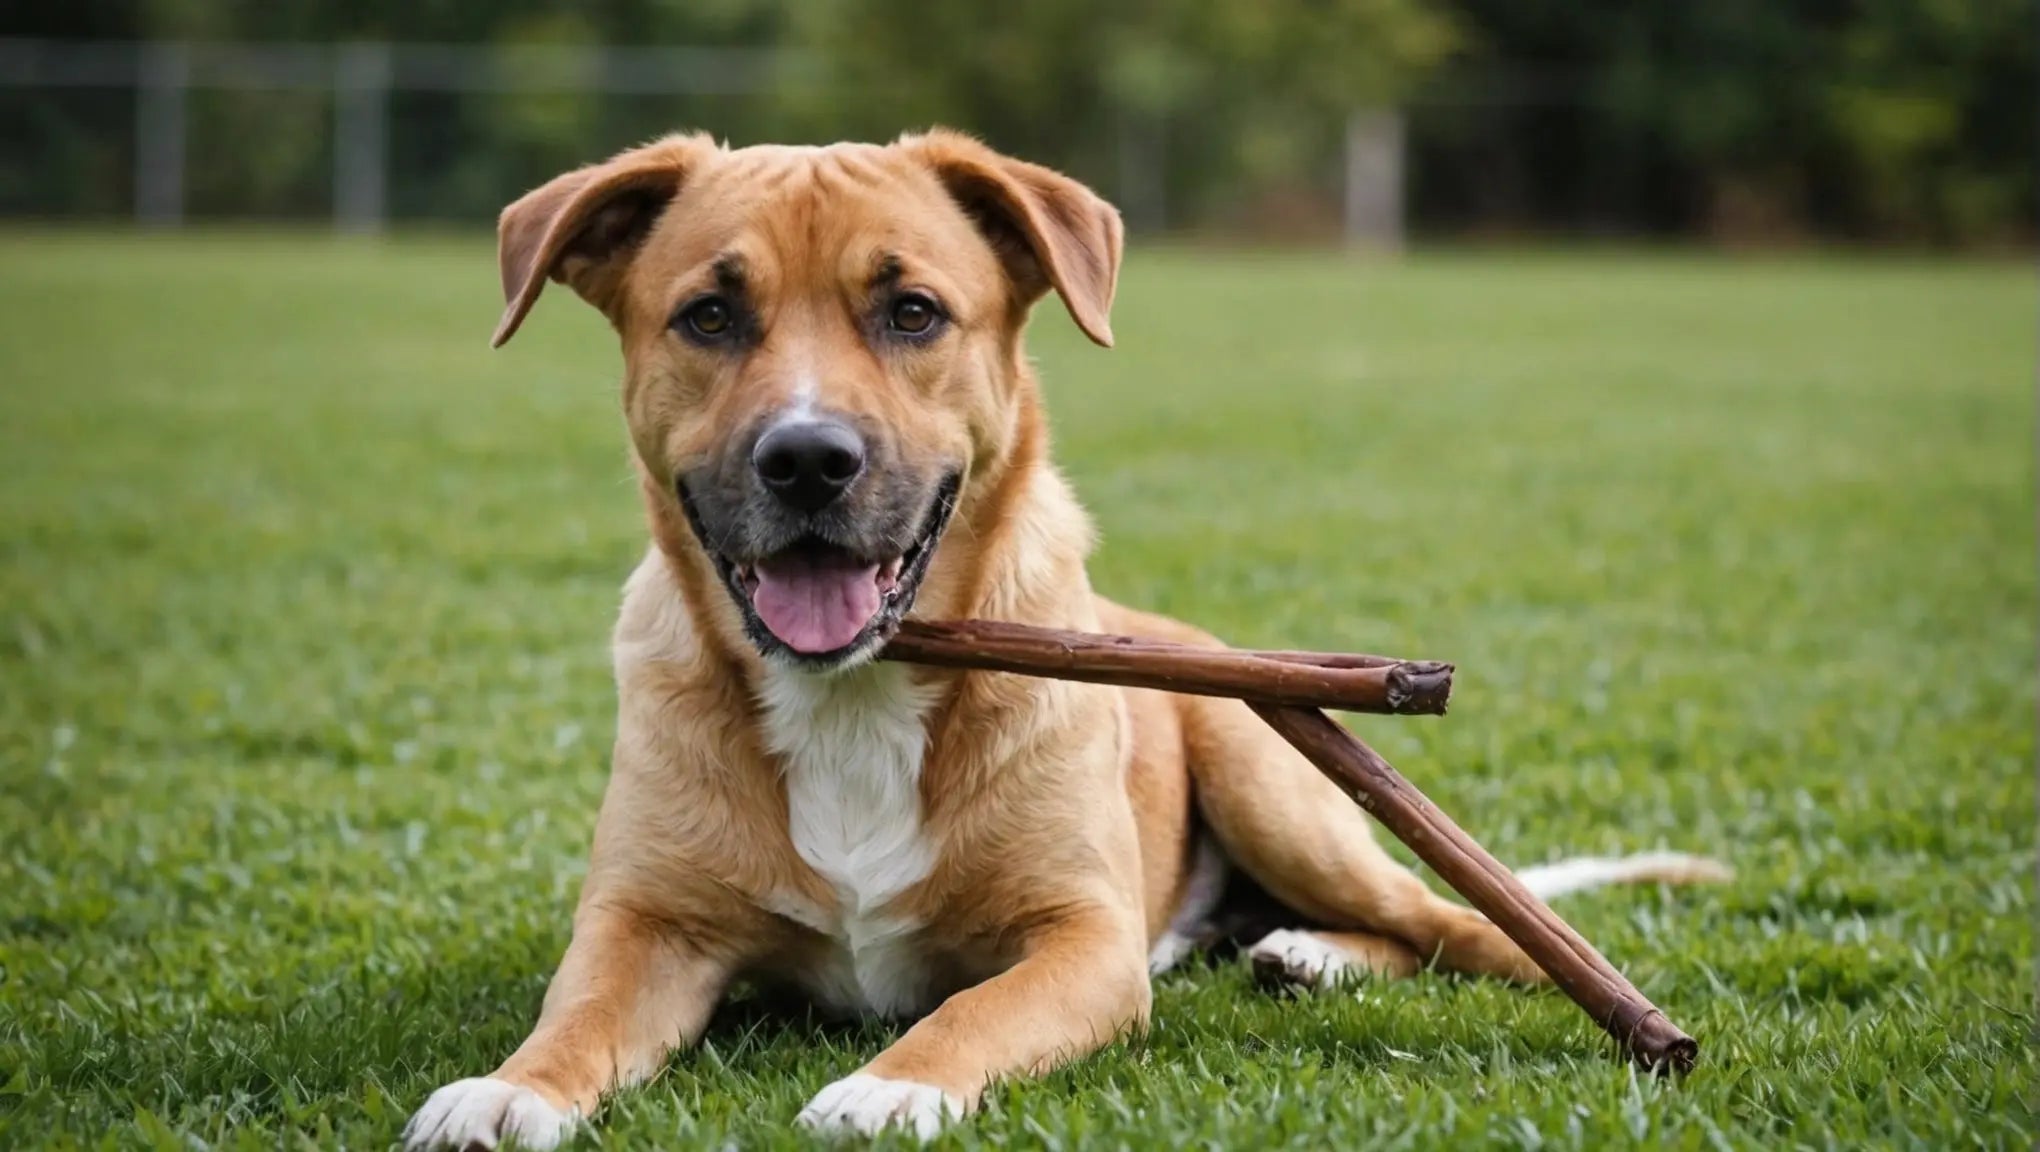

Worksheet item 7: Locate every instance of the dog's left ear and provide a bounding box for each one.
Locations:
[492,133,715,348]
[902,130,1124,348]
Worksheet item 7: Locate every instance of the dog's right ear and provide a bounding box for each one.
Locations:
[900,129,1124,348]
[492,134,715,348]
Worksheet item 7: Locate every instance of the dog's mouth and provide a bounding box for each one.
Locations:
[689,474,960,667]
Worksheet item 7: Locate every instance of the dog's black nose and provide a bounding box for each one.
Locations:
[753,420,865,513]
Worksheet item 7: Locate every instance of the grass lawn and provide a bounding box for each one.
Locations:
[0,231,2032,1150]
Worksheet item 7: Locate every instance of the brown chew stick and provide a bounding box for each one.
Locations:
[877,618,1699,1074]
[1249,704,1699,1073]
[883,618,1452,716]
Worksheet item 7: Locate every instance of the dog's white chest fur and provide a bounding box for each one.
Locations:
[758,661,940,1018]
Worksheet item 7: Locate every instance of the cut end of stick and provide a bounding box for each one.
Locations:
[1385,660,1454,714]
[1583,973,1703,1077]
[1656,1036,1700,1076]
[1620,1010,1700,1076]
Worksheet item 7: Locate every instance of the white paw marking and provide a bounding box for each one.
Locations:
[796,1073,962,1141]
[1248,929,1356,992]
[402,1077,578,1151]
[1147,929,1194,975]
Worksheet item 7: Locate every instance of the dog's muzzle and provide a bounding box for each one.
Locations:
[678,462,960,669]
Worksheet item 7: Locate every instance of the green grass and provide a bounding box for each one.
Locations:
[0,231,2032,1150]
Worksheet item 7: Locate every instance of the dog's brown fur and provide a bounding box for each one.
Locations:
[404,131,1725,1148]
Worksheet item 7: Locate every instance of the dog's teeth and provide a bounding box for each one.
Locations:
[874,557,905,598]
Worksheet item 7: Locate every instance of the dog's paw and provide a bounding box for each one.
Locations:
[1147,929,1195,976]
[1248,929,1356,992]
[796,1073,962,1141]
[402,1077,579,1151]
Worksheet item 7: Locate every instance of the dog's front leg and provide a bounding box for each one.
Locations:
[798,905,1150,1140]
[404,904,732,1150]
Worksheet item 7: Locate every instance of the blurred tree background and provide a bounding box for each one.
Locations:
[2,0,2032,244]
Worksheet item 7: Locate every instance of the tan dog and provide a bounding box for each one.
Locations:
[402,131,1725,1149]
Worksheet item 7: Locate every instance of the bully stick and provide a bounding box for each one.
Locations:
[877,617,1699,1074]
[1249,704,1699,1073]
[882,618,1453,716]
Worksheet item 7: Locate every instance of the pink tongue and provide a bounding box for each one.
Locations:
[750,552,883,654]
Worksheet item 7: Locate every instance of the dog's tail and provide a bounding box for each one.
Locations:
[1513,851,1732,901]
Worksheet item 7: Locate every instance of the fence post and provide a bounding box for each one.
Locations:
[1342,108,1404,252]
[334,42,391,233]
[135,41,188,226]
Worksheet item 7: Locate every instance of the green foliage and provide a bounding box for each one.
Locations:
[0,233,2032,1148]
[1433,0,2037,243]
[781,0,1452,219]
[1819,0,2036,241]
[4,0,2032,241]
[133,0,787,44]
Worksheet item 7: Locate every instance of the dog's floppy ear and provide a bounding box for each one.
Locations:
[492,133,715,348]
[902,130,1124,348]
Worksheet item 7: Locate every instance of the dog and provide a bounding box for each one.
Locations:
[402,131,1726,1149]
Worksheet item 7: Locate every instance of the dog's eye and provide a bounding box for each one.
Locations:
[888,294,942,338]
[676,297,735,342]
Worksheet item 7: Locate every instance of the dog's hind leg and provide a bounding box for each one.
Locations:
[1175,689,1549,982]
[1093,600,1727,984]
[1090,601,1544,982]
[1178,694,1730,980]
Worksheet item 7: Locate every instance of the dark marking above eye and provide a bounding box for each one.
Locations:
[711,254,748,295]
[869,253,904,291]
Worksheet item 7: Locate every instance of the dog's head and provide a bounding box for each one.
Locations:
[493,132,1122,671]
